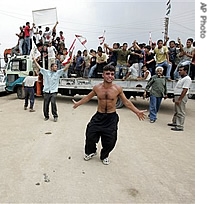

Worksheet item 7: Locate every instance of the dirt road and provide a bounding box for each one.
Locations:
[0,93,195,203]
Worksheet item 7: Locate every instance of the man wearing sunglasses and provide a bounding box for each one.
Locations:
[72,64,147,165]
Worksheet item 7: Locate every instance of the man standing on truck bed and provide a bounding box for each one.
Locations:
[33,57,71,122]
[72,64,147,165]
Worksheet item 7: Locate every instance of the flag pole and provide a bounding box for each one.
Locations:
[99,30,106,51]
[103,30,106,38]
[69,38,76,52]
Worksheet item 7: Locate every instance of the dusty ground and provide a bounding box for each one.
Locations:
[0,93,195,203]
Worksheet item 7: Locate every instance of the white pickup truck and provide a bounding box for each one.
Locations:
[5,55,195,108]
[57,77,195,108]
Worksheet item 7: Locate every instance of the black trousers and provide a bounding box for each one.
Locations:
[43,92,58,119]
[85,112,119,160]
[189,63,195,80]
[24,87,35,109]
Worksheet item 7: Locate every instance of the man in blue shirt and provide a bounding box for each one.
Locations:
[33,57,71,122]
[75,50,84,77]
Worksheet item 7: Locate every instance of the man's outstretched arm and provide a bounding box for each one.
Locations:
[72,90,96,109]
[119,88,147,120]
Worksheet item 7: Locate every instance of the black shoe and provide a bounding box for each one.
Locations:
[44,117,49,121]
[167,123,176,127]
[54,117,58,122]
[171,127,183,131]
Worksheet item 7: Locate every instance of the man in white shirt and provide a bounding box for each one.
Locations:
[122,61,138,80]
[43,21,58,45]
[167,64,192,131]
[22,71,38,112]
[47,42,57,70]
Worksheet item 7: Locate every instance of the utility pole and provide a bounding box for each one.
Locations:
[164,17,169,41]
[164,0,171,41]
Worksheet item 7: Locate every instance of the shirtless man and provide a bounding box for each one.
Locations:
[72,64,147,165]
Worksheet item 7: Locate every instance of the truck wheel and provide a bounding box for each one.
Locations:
[116,97,124,109]
[17,86,25,99]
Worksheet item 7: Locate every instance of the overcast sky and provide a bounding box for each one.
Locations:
[0,0,195,61]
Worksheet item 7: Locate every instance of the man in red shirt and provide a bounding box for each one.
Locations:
[23,22,34,55]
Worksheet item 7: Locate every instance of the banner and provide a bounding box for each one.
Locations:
[32,7,57,26]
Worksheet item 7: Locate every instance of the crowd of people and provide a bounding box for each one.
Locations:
[11,21,195,81]
[16,21,194,165]
[23,55,192,165]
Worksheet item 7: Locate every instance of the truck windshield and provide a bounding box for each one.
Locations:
[8,59,27,71]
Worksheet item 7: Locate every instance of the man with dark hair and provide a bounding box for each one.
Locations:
[154,39,172,81]
[22,71,38,112]
[104,42,132,79]
[144,45,156,76]
[16,26,25,55]
[174,37,195,80]
[23,22,35,55]
[72,64,147,165]
[168,64,192,131]
[95,46,107,78]
[168,40,180,80]
[75,50,84,77]
[33,57,71,122]
[106,42,120,67]
[43,21,58,45]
